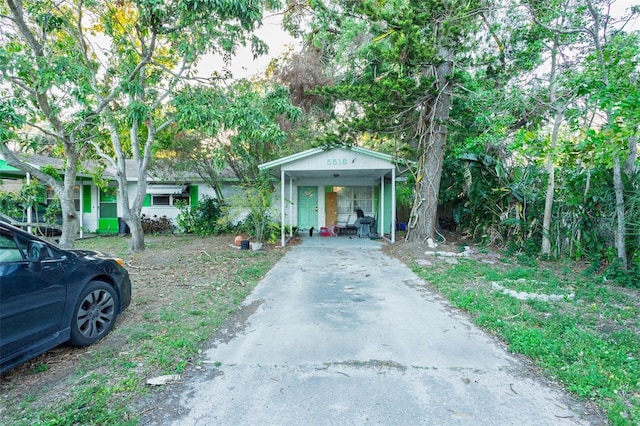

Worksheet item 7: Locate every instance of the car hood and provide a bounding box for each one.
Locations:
[67,250,126,267]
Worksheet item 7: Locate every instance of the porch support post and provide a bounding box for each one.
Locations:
[289,174,293,240]
[380,175,385,237]
[392,167,396,243]
[281,169,286,247]
[79,177,84,239]
[26,172,32,234]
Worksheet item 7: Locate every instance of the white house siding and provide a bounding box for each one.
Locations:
[283,147,393,175]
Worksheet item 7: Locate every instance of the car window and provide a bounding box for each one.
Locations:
[0,234,25,262]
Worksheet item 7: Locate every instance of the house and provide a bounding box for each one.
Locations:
[2,146,409,242]
[0,154,223,234]
[260,146,410,246]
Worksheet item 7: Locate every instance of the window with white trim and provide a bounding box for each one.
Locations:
[334,186,373,215]
[150,193,190,206]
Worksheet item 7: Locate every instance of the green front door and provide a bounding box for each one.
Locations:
[298,186,318,230]
[98,187,118,234]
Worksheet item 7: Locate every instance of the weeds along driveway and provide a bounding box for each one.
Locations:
[153,235,600,425]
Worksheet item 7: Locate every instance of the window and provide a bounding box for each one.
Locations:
[151,195,170,206]
[150,193,189,206]
[47,185,80,211]
[334,186,373,215]
[0,234,24,262]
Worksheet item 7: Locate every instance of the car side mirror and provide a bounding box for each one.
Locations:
[28,241,48,263]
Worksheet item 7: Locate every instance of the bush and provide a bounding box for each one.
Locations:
[175,196,226,235]
[602,259,640,288]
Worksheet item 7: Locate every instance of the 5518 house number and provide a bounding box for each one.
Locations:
[327,158,348,166]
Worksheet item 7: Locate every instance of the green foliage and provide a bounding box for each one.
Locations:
[264,223,298,244]
[0,190,23,218]
[175,196,226,235]
[43,198,61,225]
[456,153,543,247]
[602,259,640,289]
[173,81,301,185]
[224,173,275,242]
[415,259,640,424]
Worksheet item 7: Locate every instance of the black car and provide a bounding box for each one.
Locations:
[0,222,132,374]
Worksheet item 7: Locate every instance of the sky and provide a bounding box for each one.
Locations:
[200,13,299,81]
[205,1,639,81]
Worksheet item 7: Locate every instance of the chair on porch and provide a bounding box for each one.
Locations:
[334,215,356,236]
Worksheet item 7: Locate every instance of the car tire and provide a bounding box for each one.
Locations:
[69,280,118,347]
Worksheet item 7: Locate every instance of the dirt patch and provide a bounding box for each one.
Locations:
[382,230,503,266]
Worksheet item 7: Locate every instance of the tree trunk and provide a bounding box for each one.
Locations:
[407,51,453,243]
[541,111,562,256]
[127,211,145,253]
[585,0,627,268]
[613,157,628,269]
[0,143,79,247]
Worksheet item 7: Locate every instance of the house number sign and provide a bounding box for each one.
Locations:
[327,158,348,166]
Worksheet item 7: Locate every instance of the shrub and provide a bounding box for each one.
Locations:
[175,196,226,235]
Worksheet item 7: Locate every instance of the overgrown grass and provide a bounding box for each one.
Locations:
[0,234,284,425]
[413,258,640,426]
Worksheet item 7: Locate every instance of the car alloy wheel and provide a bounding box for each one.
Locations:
[70,281,117,346]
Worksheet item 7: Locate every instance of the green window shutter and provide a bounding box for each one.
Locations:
[143,194,151,207]
[83,185,91,213]
[190,185,198,207]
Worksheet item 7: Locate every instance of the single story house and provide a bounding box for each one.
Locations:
[0,154,221,234]
[260,146,409,246]
[2,146,409,243]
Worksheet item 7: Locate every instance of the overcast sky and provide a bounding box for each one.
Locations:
[206,1,639,81]
[199,13,298,81]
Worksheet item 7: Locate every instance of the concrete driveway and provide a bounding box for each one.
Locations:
[170,235,599,425]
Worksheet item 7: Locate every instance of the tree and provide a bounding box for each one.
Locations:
[172,79,300,188]
[524,0,582,256]
[1,0,280,251]
[1,0,97,247]
[283,0,533,242]
[533,0,639,267]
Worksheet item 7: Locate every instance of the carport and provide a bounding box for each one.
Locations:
[259,146,409,246]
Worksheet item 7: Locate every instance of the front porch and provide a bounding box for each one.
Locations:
[259,146,409,246]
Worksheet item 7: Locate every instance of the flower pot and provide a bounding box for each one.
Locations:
[251,242,263,251]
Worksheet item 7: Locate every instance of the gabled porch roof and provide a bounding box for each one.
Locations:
[259,146,409,246]
[259,146,407,181]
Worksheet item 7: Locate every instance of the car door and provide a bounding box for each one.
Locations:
[0,230,67,362]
